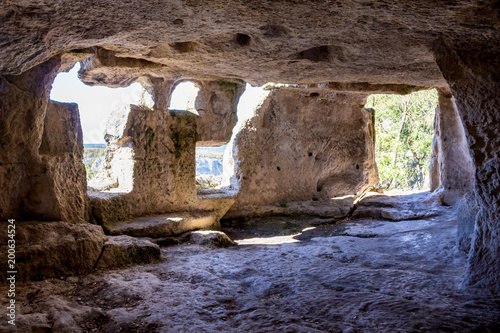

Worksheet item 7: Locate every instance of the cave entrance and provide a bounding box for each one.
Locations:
[50,63,153,193]
[365,89,438,193]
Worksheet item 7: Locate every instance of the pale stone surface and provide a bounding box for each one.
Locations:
[89,104,198,224]
[189,230,235,248]
[456,191,478,253]
[107,212,219,238]
[0,0,499,297]
[0,222,167,282]
[2,206,499,332]
[429,88,474,205]
[226,89,378,219]
[352,192,445,221]
[31,101,91,222]
[95,235,163,270]
[0,58,70,221]
[4,1,497,87]
[88,105,137,193]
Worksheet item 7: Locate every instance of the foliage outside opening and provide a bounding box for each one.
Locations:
[366,89,438,191]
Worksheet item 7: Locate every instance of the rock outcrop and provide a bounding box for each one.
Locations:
[194,80,246,146]
[189,230,235,248]
[95,235,163,270]
[106,212,219,238]
[225,88,378,219]
[0,222,106,281]
[4,1,497,86]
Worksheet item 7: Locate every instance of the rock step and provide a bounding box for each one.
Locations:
[106,212,219,238]
[95,235,163,270]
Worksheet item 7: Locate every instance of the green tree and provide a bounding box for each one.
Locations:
[365,89,438,191]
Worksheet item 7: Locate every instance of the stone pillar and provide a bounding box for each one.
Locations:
[433,38,500,293]
[194,80,245,146]
[225,89,379,219]
[28,101,91,222]
[0,57,88,221]
[89,104,198,225]
[429,88,475,205]
[150,78,175,112]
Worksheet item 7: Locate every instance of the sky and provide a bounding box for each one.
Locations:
[50,63,266,144]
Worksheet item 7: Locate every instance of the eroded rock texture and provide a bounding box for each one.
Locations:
[4,1,498,86]
[0,56,90,222]
[0,222,106,281]
[0,0,499,295]
[433,39,500,294]
[226,89,378,219]
[90,104,198,224]
[429,88,475,205]
[195,80,245,146]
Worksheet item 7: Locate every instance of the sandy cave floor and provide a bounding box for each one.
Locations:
[1,194,500,332]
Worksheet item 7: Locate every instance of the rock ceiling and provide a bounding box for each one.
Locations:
[1,0,499,86]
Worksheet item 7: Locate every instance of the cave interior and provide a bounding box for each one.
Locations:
[0,0,499,331]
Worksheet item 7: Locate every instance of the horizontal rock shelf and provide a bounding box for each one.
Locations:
[106,212,220,238]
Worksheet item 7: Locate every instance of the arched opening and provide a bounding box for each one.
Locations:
[169,81,200,113]
[50,63,153,193]
[365,89,438,193]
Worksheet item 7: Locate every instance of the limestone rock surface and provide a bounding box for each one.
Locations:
[89,104,198,224]
[3,1,498,87]
[432,38,500,294]
[429,89,474,205]
[107,212,220,238]
[189,230,235,248]
[352,192,445,222]
[226,88,378,219]
[0,56,90,221]
[194,80,246,146]
[95,235,163,270]
[0,222,106,282]
[31,101,91,222]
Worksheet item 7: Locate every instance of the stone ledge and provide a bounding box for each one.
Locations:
[107,212,220,238]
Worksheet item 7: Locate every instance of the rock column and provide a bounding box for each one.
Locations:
[429,88,474,205]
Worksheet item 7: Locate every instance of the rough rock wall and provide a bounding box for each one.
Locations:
[89,77,244,225]
[195,80,245,146]
[0,56,89,222]
[90,105,197,225]
[226,89,378,218]
[33,101,91,222]
[429,88,475,205]
[4,1,499,86]
[433,39,500,294]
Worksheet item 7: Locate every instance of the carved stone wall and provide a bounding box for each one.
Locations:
[433,39,500,294]
[195,80,245,146]
[0,57,90,222]
[226,89,379,219]
[90,105,198,225]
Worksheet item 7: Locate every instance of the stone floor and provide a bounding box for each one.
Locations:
[1,193,500,332]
